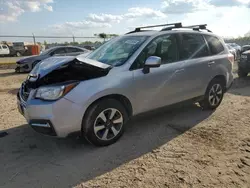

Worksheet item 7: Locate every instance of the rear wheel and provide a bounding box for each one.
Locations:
[238,67,248,78]
[82,99,128,146]
[16,52,21,57]
[199,78,225,110]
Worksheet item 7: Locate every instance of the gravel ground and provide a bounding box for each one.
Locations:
[0,69,250,188]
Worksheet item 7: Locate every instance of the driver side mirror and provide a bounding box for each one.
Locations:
[143,56,161,74]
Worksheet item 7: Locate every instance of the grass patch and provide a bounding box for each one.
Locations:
[0,61,16,65]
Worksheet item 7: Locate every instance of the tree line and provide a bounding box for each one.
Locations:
[225,36,250,46]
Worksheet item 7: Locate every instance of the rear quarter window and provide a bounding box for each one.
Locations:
[204,35,224,55]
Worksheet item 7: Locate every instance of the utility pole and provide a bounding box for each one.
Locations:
[32,33,36,45]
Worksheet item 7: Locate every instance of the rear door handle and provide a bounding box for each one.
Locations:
[175,69,184,73]
[208,61,215,66]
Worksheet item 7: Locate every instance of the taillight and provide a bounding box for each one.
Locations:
[228,54,234,65]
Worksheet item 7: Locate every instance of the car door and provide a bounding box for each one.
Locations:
[131,34,190,114]
[172,33,212,100]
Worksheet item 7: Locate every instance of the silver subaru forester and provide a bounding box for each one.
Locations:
[17,23,234,146]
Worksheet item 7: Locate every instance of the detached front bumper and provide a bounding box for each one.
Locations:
[15,63,32,73]
[17,90,84,137]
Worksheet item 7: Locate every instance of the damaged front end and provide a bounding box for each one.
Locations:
[19,56,112,102]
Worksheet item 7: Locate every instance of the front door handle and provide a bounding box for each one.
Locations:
[208,61,215,66]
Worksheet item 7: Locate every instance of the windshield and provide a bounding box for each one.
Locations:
[40,48,53,55]
[87,36,148,66]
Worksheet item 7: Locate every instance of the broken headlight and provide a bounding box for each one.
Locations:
[35,83,78,101]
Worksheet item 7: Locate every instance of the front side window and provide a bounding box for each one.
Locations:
[2,45,7,49]
[131,34,178,70]
[204,35,224,55]
[87,36,148,66]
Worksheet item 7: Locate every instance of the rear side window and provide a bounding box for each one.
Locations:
[204,35,224,55]
[53,48,66,55]
[180,34,209,60]
[2,45,7,49]
[67,47,83,53]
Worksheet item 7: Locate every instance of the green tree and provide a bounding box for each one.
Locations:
[98,33,107,42]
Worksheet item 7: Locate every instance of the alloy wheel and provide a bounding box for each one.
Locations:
[208,84,223,106]
[94,108,123,141]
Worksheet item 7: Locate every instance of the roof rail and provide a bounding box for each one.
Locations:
[183,24,212,32]
[161,24,212,32]
[126,22,182,34]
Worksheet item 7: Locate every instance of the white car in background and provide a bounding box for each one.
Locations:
[0,44,10,56]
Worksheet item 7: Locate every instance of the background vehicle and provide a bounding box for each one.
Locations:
[15,46,90,72]
[17,23,234,146]
[238,49,250,77]
[226,44,237,60]
[12,42,27,56]
[241,45,250,53]
[228,43,241,57]
[0,44,10,56]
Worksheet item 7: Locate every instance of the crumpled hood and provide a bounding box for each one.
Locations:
[29,55,111,81]
[29,56,75,79]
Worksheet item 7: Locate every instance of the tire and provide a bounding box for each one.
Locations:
[82,98,128,146]
[199,78,225,110]
[238,68,248,78]
[16,52,21,57]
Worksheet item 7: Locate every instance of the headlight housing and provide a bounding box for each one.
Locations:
[35,83,78,101]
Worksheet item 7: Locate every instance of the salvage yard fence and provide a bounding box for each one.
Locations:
[0,34,101,45]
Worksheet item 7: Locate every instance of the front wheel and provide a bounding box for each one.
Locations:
[82,99,128,146]
[199,78,225,110]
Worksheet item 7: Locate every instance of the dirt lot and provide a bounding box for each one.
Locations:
[0,68,250,188]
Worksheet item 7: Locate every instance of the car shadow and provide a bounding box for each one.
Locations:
[0,103,213,188]
[0,88,19,95]
[0,71,17,78]
[228,76,250,96]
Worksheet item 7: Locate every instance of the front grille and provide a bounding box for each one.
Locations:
[20,82,31,101]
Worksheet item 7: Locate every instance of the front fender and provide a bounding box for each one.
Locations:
[64,71,135,113]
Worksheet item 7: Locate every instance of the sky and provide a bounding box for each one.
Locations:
[1,0,250,43]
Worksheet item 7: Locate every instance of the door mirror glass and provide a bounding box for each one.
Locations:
[143,56,161,74]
